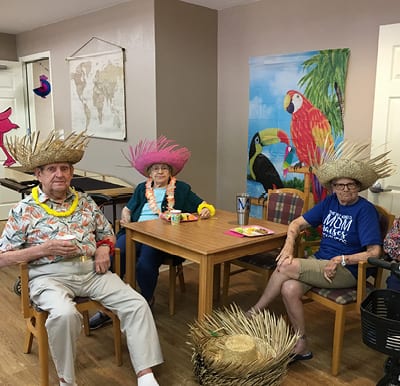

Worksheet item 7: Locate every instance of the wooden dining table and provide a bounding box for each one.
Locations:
[124,209,288,320]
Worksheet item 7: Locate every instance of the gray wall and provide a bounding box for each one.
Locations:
[154,0,217,203]
[12,0,217,205]
[217,0,400,210]
[5,0,400,211]
[0,33,17,61]
[16,0,157,189]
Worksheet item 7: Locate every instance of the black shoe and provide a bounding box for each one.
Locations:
[289,351,313,364]
[89,311,112,330]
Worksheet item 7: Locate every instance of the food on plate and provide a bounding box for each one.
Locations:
[160,212,198,222]
[180,213,198,221]
[231,225,273,236]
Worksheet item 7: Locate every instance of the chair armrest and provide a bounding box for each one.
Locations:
[19,262,31,318]
[113,248,121,278]
[356,259,385,312]
[115,219,120,234]
[356,260,368,310]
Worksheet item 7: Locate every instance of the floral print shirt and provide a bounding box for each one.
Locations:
[384,217,400,261]
[0,187,114,265]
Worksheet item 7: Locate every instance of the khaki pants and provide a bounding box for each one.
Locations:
[29,261,163,384]
[297,255,357,294]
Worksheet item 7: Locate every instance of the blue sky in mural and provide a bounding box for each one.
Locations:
[247,50,319,199]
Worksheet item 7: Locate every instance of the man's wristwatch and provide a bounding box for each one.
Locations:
[341,255,346,267]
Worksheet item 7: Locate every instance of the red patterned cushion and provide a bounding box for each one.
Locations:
[267,192,304,225]
[309,283,374,305]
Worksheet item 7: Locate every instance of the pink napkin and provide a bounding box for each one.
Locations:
[224,230,244,238]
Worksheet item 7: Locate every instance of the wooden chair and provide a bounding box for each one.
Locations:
[20,249,123,386]
[299,204,395,376]
[115,220,185,315]
[222,188,306,302]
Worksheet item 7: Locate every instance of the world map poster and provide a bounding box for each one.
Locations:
[69,50,126,140]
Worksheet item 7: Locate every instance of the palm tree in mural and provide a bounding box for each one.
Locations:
[283,49,350,204]
[298,48,350,137]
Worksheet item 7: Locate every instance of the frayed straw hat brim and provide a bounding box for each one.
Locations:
[124,136,190,177]
[188,304,299,386]
[310,140,396,191]
[314,159,378,191]
[6,130,90,171]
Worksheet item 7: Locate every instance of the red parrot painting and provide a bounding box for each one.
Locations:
[284,89,334,203]
[0,107,19,166]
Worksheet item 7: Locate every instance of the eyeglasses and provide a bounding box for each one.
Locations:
[150,165,169,173]
[332,182,358,191]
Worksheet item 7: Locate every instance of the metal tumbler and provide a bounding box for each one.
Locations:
[236,193,250,225]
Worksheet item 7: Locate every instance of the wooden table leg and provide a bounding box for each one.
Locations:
[213,264,221,302]
[197,257,214,320]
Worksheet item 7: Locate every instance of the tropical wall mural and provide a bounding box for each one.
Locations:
[247,49,350,217]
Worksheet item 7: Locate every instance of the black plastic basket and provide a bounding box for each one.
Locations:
[361,289,400,358]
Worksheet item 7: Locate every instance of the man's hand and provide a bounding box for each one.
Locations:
[43,239,79,257]
[94,246,111,274]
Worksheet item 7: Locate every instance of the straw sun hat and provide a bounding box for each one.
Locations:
[311,140,396,191]
[6,130,90,171]
[188,304,299,386]
[124,136,191,177]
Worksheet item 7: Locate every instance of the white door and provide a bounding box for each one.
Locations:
[0,60,27,219]
[371,23,400,189]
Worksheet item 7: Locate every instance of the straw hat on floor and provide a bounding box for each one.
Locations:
[188,304,299,386]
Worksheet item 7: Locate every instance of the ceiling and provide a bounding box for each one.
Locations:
[0,0,260,35]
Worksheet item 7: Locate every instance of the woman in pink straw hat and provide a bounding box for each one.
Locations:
[90,136,215,329]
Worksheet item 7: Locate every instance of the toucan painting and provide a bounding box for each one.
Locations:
[248,128,292,198]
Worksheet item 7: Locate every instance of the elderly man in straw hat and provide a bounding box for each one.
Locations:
[247,141,395,363]
[0,130,163,386]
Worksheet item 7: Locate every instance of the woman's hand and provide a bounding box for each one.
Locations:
[276,248,294,270]
[120,206,132,227]
[199,207,210,219]
[323,259,339,283]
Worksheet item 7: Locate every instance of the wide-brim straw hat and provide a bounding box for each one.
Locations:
[311,140,396,191]
[188,304,299,386]
[124,136,191,177]
[6,130,90,172]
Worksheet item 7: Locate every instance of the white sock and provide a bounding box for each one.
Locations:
[137,372,159,386]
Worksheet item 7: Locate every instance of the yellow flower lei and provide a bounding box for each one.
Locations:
[32,186,79,217]
[197,202,216,216]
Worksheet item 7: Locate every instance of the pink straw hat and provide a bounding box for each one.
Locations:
[125,136,191,177]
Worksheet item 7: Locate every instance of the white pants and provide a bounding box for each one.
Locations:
[29,260,163,384]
